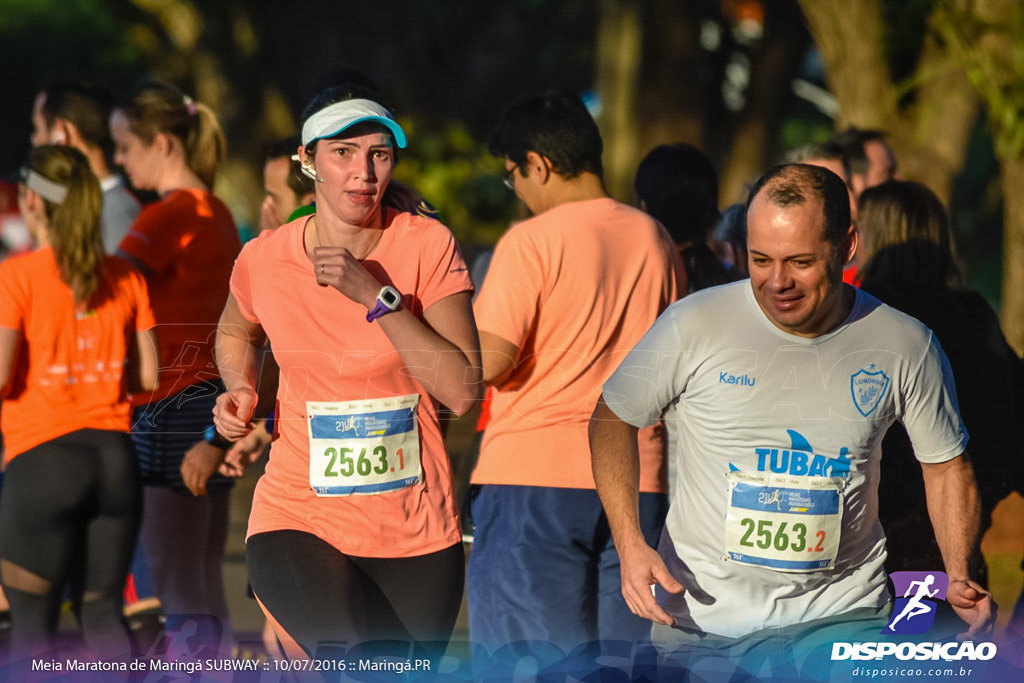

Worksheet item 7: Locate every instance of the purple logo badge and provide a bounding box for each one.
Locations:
[883,571,949,634]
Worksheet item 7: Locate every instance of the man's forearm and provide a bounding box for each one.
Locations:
[921,453,981,580]
[590,396,645,548]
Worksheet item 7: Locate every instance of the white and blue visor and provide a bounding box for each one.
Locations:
[301,99,407,149]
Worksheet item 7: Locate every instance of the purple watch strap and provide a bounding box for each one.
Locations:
[366,287,401,322]
[366,300,391,322]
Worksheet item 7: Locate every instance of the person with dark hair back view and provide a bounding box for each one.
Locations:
[635,143,735,294]
[468,89,683,672]
[31,81,141,252]
[110,81,241,653]
[0,145,158,659]
[856,181,1024,596]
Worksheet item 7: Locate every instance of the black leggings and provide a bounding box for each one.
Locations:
[247,531,464,661]
[0,429,140,658]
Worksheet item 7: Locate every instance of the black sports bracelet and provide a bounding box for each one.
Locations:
[204,425,233,450]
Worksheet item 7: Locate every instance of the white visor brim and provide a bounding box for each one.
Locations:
[301,99,407,149]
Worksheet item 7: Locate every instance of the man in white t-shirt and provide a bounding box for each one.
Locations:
[589,163,994,670]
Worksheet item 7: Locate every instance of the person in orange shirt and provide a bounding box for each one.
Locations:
[0,145,157,657]
[213,84,481,662]
[469,90,683,669]
[109,82,241,648]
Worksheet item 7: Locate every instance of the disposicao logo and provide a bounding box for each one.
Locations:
[884,571,948,635]
[830,571,998,662]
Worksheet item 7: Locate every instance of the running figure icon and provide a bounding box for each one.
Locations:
[336,415,360,437]
[887,574,939,631]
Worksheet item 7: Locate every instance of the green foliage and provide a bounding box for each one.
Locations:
[778,118,835,154]
[933,1,1024,160]
[0,0,146,172]
[0,0,143,77]
[393,119,519,253]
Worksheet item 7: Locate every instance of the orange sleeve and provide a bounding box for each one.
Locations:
[473,226,545,349]
[0,259,27,330]
[229,239,260,323]
[118,200,196,273]
[416,220,473,312]
[131,269,157,331]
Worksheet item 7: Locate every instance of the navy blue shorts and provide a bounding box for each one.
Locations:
[130,380,233,492]
[467,484,667,664]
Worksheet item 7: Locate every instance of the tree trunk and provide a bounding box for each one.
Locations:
[594,0,643,202]
[719,0,809,206]
[634,0,704,155]
[933,0,1024,348]
[800,0,980,207]
[999,157,1024,352]
[798,0,896,129]
[893,13,981,204]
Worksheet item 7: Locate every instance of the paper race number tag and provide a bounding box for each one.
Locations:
[306,394,422,496]
[724,470,844,572]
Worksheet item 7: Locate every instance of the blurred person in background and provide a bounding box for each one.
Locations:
[711,202,748,278]
[0,145,157,658]
[32,79,162,647]
[856,180,1024,603]
[110,81,241,651]
[830,127,900,201]
[259,136,315,233]
[783,141,849,191]
[31,80,140,252]
[634,143,733,293]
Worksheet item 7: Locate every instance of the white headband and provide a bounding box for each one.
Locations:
[24,170,69,204]
[301,99,407,148]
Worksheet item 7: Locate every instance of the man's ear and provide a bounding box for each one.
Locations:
[50,119,72,145]
[52,118,85,149]
[524,150,553,184]
[844,222,858,265]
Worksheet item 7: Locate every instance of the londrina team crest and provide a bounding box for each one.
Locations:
[884,571,949,634]
[851,365,889,416]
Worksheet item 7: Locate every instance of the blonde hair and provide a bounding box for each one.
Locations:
[857,180,963,289]
[25,145,104,303]
[117,81,226,188]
